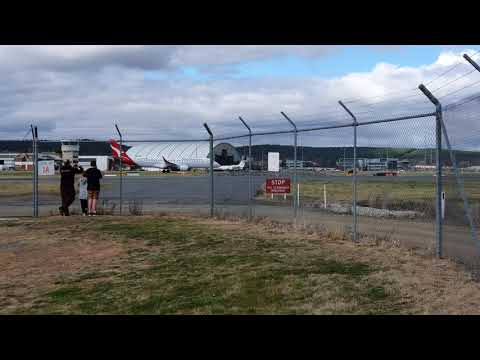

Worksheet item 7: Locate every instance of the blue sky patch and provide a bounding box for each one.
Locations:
[144,45,480,82]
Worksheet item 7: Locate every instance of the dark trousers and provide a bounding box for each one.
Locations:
[80,199,88,214]
[60,186,76,216]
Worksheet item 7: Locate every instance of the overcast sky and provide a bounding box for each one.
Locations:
[1,45,480,149]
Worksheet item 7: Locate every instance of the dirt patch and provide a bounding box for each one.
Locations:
[0,218,139,312]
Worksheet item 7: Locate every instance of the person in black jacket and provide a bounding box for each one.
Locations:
[59,160,83,216]
[85,160,103,216]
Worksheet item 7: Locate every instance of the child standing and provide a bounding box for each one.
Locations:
[78,172,88,216]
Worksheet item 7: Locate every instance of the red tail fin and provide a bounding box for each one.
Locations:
[110,139,121,158]
[110,139,135,166]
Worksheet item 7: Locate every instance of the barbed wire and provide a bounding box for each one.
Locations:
[342,50,480,106]
[347,93,428,111]
[444,93,480,111]
[20,128,32,141]
[342,87,419,105]
[431,69,478,94]
[439,78,480,101]
[425,50,480,86]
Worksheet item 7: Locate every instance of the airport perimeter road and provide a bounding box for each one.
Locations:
[2,173,478,212]
[4,174,478,183]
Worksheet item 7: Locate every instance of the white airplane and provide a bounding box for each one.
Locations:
[214,159,247,171]
[110,139,244,172]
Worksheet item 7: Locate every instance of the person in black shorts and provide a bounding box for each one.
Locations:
[85,160,103,216]
[59,160,83,216]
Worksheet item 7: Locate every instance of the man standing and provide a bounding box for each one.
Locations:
[59,160,83,216]
[85,160,103,216]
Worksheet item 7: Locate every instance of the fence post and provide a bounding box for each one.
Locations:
[463,53,480,72]
[419,84,443,258]
[239,116,252,221]
[204,123,214,217]
[31,125,36,218]
[338,101,358,242]
[34,126,38,217]
[280,112,298,227]
[115,124,123,216]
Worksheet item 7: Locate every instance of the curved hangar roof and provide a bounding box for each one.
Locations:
[126,142,241,163]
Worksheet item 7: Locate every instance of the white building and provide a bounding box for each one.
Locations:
[78,156,113,171]
[0,153,16,171]
[61,140,80,164]
[464,166,480,172]
[414,164,436,170]
[285,159,305,168]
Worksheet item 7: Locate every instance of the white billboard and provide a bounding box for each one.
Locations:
[38,161,55,176]
[268,152,280,172]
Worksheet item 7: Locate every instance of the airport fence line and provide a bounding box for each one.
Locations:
[3,52,480,269]
[16,92,480,268]
[208,109,478,267]
[16,94,480,267]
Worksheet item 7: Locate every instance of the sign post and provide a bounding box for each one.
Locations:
[441,191,445,219]
[324,184,327,209]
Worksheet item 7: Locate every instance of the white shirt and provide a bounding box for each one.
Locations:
[78,177,88,200]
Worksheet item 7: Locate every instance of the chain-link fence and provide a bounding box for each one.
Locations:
[442,99,480,268]
[355,114,437,252]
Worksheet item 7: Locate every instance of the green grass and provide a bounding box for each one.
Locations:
[0,182,112,197]
[0,221,23,227]
[300,180,436,203]
[259,178,480,222]
[0,171,35,177]
[12,218,405,315]
[0,182,60,197]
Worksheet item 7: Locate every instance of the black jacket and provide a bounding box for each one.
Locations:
[85,167,103,191]
[60,164,83,189]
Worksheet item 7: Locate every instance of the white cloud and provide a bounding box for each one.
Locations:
[0,46,479,150]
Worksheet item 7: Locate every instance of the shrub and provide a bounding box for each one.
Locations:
[128,200,143,216]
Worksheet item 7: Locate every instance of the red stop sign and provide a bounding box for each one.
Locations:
[266,178,291,194]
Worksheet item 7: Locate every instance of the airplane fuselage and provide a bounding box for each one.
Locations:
[110,139,239,172]
[128,151,220,171]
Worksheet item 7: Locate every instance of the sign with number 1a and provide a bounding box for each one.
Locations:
[38,160,55,176]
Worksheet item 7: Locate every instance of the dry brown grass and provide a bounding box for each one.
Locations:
[175,214,480,314]
[1,214,480,314]
[0,219,132,312]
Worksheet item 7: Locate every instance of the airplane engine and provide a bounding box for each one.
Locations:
[179,164,189,171]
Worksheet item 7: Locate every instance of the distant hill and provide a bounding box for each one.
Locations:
[236,145,480,167]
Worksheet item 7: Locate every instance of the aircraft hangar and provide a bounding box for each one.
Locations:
[125,142,242,166]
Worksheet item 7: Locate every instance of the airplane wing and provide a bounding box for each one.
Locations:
[162,156,179,170]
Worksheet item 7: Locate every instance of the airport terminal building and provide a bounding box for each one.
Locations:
[336,158,410,171]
